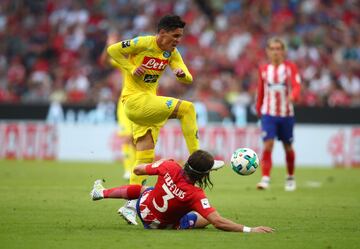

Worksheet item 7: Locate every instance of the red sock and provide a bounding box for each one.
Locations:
[103,185,142,199]
[286,150,295,176]
[261,150,272,177]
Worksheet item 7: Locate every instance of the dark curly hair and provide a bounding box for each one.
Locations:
[184,150,214,189]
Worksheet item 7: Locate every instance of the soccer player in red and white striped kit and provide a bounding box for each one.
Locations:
[256,37,301,191]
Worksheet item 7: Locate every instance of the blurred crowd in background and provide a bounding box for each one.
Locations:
[0,0,359,121]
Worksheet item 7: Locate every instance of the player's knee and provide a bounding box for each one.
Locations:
[136,132,155,150]
[184,101,195,113]
[263,140,274,151]
[283,142,293,151]
[179,100,195,117]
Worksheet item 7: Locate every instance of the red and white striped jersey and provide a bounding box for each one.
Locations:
[256,61,301,117]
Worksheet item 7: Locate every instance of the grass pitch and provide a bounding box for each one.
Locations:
[0,160,359,249]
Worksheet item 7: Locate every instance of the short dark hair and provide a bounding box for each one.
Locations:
[184,150,214,189]
[157,15,186,32]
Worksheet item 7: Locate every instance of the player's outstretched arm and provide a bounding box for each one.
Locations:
[100,32,119,68]
[133,159,167,175]
[107,41,138,73]
[251,226,275,233]
[206,211,274,233]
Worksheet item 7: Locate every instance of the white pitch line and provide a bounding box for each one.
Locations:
[305,181,322,188]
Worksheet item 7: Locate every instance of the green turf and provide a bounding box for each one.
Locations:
[0,160,359,249]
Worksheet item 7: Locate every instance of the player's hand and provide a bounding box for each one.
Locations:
[174,68,185,78]
[251,226,275,233]
[133,66,146,77]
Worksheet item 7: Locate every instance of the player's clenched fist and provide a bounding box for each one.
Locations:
[173,68,185,78]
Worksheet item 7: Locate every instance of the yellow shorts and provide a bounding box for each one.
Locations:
[123,93,179,143]
[117,98,133,136]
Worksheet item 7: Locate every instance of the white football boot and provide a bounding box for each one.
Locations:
[90,179,105,201]
[118,200,138,225]
[211,160,225,171]
[256,176,270,190]
[123,171,131,180]
[285,176,296,191]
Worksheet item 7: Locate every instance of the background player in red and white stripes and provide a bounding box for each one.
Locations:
[256,37,301,191]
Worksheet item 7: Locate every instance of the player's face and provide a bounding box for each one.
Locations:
[267,41,285,64]
[158,28,184,52]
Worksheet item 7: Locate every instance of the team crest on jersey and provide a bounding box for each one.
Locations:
[163,51,171,58]
[166,99,173,109]
[142,56,168,71]
[121,40,130,48]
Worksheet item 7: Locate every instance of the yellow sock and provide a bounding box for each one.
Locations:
[177,101,199,154]
[130,149,155,185]
[122,143,135,174]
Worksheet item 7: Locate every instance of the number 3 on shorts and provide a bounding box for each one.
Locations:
[152,184,174,212]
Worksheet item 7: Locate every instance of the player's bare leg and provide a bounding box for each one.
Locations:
[283,142,296,191]
[257,139,274,190]
[193,213,210,228]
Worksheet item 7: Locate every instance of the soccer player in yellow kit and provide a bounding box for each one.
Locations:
[107,15,225,225]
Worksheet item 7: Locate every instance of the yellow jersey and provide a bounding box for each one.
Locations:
[107,35,193,100]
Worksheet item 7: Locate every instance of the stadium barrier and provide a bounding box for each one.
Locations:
[0,121,359,167]
[1,102,360,124]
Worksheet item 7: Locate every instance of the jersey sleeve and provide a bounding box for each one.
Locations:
[144,160,165,175]
[109,58,123,71]
[190,191,216,218]
[144,159,177,176]
[256,66,264,117]
[107,36,147,74]
[169,49,193,84]
[289,62,301,101]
